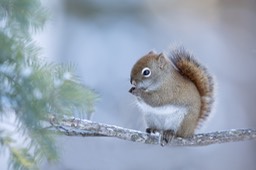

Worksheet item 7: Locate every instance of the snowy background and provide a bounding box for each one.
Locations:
[35,0,256,169]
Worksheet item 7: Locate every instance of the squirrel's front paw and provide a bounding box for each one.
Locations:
[129,87,136,93]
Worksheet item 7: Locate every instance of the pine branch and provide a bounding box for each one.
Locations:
[49,117,256,146]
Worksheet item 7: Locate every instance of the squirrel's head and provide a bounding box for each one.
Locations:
[129,51,172,92]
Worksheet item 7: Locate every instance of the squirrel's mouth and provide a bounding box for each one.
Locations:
[129,79,137,93]
[129,79,150,94]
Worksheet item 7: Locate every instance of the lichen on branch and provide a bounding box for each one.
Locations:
[50,117,256,147]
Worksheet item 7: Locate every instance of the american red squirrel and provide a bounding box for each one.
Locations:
[129,47,214,146]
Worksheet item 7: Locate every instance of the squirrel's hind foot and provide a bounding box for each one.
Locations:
[161,130,175,146]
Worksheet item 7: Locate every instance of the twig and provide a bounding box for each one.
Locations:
[49,116,256,146]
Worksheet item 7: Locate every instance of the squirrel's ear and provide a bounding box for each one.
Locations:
[157,53,166,69]
[148,50,156,55]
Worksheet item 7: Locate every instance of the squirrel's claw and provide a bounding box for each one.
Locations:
[161,130,175,146]
[146,128,158,134]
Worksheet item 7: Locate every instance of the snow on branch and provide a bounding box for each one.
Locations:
[49,117,256,147]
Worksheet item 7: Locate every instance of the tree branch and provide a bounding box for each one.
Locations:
[49,117,256,146]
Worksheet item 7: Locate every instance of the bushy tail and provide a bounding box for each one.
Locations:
[169,47,214,126]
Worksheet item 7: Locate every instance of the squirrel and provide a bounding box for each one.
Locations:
[129,47,214,146]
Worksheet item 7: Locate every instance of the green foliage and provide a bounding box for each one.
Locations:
[0,0,98,169]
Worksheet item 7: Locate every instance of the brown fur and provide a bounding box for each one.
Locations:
[170,47,214,127]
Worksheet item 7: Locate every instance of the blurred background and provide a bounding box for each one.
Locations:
[36,0,256,169]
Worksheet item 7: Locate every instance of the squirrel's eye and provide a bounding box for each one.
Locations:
[141,67,151,77]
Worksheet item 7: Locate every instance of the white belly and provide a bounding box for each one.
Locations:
[136,101,187,132]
